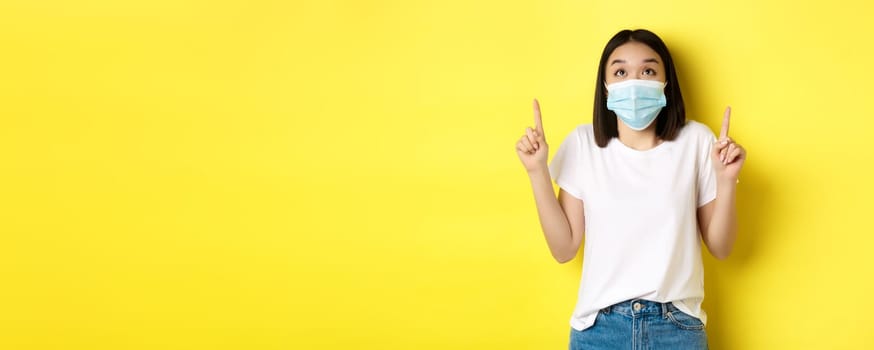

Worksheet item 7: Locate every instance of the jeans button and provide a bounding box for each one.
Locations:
[633,302,642,311]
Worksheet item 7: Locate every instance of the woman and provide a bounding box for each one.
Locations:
[515,29,745,349]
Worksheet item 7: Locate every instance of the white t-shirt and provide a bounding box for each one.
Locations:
[548,120,718,332]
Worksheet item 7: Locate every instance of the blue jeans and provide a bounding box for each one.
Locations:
[568,299,709,350]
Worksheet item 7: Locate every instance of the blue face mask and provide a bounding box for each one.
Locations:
[605,79,667,131]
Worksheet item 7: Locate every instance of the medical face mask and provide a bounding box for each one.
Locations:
[605,79,667,131]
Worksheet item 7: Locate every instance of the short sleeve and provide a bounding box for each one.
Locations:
[548,128,585,200]
[697,127,718,207]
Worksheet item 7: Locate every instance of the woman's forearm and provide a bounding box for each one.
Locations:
[704,179,738,259]
[527,167,575,262]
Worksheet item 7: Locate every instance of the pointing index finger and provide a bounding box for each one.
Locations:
[533,98,544,134]
[720,106,731,139]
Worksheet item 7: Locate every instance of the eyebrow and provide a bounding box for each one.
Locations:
[610,58,660,66]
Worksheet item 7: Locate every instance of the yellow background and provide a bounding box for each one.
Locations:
[1,0,872,349]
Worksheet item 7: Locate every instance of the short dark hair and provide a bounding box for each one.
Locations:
[592,29,685,148]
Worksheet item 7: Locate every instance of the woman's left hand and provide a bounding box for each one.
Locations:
[711,106,746,182]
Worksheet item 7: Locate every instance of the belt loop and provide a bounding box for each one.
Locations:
[661,302,668,319]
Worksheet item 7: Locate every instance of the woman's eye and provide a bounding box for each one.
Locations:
[614,70,626,77]
[643,68,656,76]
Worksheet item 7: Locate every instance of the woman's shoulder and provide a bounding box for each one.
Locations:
[680,120,717,141]
[565,123,595,144]
[568,123,595,136]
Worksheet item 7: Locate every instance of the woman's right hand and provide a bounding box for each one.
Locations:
[516,98,549,173]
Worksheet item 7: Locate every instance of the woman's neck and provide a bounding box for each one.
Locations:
[617,123,661,150]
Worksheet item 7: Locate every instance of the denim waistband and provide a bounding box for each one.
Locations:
[599,299,681,318]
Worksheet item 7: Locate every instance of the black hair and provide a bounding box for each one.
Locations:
[593,29,685,147]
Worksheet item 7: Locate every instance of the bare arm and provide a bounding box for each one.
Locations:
[527,168,585,263]
[697,180,737,260]
[697,107,746,260]
[516,99,585,263]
